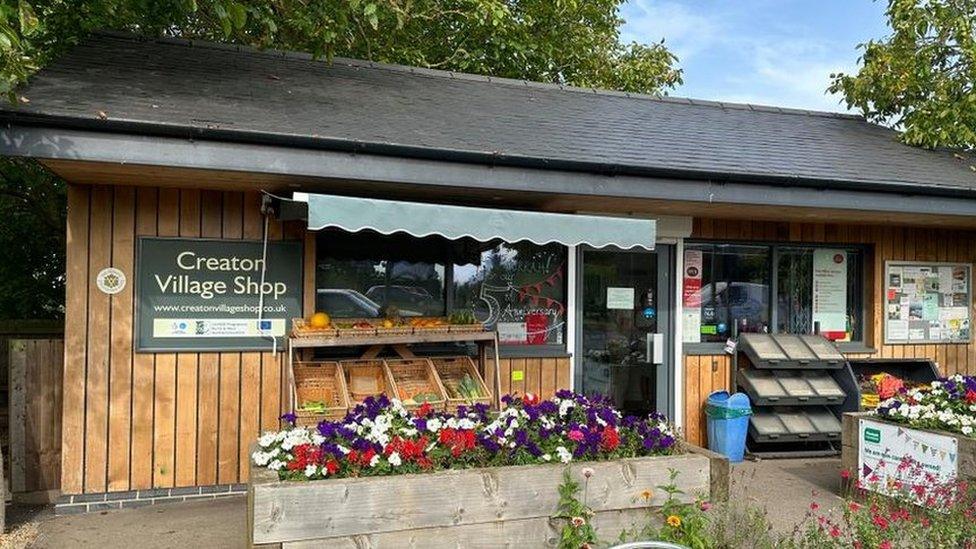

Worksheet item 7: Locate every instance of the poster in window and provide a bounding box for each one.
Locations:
[682,249,703,343]
[812,249,848,340]
[885,261,972,344]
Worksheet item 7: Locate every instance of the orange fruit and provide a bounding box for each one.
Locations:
[309,312,331,329]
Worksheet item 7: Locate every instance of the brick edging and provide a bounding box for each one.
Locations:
[54,484,247,515]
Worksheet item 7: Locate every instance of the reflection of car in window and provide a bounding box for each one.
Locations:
[316,289,382,318]
[365,285,433,309]
[697,282,768,332]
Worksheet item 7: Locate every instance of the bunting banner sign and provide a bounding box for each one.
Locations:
[858,418,957,500]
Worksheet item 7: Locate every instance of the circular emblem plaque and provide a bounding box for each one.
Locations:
[96,267,126,295]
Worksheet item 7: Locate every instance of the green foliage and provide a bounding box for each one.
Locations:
[0,0,682,101]
[0,158,64,319]
[829,0,976,149]
[554,469,598,549]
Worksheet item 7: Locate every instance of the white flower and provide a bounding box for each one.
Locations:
[427,418,443,432]
[542,453,552,462]
[268,459,285,471]
[337,445,351,455]
[388,452,402,467]
[559,400,574,418]
[252,451,270,466]
[258,432,277,447]
[369,454,381,468]
[963,425,973,435]
[401,427,419,437]
[556,446,572,463]
[304,464,318,477]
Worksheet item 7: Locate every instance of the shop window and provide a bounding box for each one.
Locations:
[453,242,567,346]
[316,231,566,347]
[776,247,863,342]
[683,242,865,346]
[684,244,770,343]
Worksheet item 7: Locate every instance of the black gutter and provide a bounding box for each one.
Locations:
[3,110,976,201]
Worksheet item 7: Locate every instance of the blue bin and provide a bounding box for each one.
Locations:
[705,390,751,463]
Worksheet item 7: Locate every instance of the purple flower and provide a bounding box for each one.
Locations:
[280,412,297,425]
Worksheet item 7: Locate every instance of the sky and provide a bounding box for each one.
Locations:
[620,0,890,113]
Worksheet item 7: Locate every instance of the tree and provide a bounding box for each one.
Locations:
[829,0,976,149]
[0,0,682,98]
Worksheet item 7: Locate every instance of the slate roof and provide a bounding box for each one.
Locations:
[4,32,976,197]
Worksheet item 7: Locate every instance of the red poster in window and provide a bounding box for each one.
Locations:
[683,250,703,307]
[525,313,548,345]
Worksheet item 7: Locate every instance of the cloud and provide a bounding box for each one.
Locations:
[619,0,864,113]
[620,0,723,62]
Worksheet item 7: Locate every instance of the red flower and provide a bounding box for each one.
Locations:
[600,427,620,451]
[872,514,889,530]
[840,469,851,480]
[439,428,476,457]
[879,541,892,549]
[325,459,339,475]
[523,393,540,406]
[848,502,861,513]
[829,525,841,538]
[416,402,433,418]
[966,390,976,404]
[809,502,820,511]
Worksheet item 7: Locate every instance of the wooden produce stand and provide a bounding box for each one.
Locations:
[287,326,503,416]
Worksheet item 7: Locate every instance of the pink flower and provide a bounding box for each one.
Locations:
[568,430,585,442]
[840,469,851,480]
[879,541,892,549]
[848,502,862,513]
[571,516,586,528]
[809,502,820,511]
[829,525,841,538]
[582,467,594,479]
[699,501,712,512]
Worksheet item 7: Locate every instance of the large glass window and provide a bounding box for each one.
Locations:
[316,230,566,347]
[453,243,566,346]
[684,242,865,345]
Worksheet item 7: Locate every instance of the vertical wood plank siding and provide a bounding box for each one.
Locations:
[682,218,976,447]
[62,184,571,494]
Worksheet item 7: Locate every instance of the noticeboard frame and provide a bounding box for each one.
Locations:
[883,260,972,345]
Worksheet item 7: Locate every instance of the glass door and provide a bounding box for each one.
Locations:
[576,246,672,417]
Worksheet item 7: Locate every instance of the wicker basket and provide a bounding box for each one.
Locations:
[291,318,338,338]
[407,317,451,333]
[430,356,492,410]
[292,361,349,426]
[385,358,447,410]
[375,325,414,337]
[341,359,395,404]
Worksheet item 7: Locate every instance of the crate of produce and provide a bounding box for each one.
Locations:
[407,317,450,333]
[292,361,349,426]
[430,356,491,409]
[291,317,338,338]
[341,359,396,404]
[385,358,447,409]
[332,319,379,338]
[447,310,485,333]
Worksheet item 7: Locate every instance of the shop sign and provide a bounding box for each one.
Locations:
[135,237,303,351]
[812,249,848,340]
[606,287,635,310]
[858,418,957,499]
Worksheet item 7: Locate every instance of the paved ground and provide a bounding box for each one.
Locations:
[5,457,845,548]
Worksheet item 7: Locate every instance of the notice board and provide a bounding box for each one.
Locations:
[884,261,971,344]
[135,237,303,352]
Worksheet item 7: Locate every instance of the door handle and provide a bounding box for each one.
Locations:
[646,333,664,365]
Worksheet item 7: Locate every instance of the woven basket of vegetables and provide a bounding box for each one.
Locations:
[447,310,485,333]
[342,359,396,404]
[292,361,350,426]
[385,358,447,410]
[430,356,491,409]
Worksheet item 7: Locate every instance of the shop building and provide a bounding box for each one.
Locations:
[3,32,976,504]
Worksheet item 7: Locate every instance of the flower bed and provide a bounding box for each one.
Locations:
[252,391,679,480]
[247,392,728,547]
[876,374,976,436]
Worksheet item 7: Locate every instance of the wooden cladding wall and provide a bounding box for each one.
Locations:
[63,182,573,494]
[64,184,294,495]
[682,218,976,448]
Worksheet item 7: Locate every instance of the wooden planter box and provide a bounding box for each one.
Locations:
[841,412,976,482]
[247,445,728,548]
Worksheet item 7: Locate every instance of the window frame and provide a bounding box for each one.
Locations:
[683,239,871,355]
[315,234,570,355]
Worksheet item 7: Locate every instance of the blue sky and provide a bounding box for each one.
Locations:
[620,0,889,112]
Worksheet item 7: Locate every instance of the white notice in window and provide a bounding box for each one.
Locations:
[606,287,635,310]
